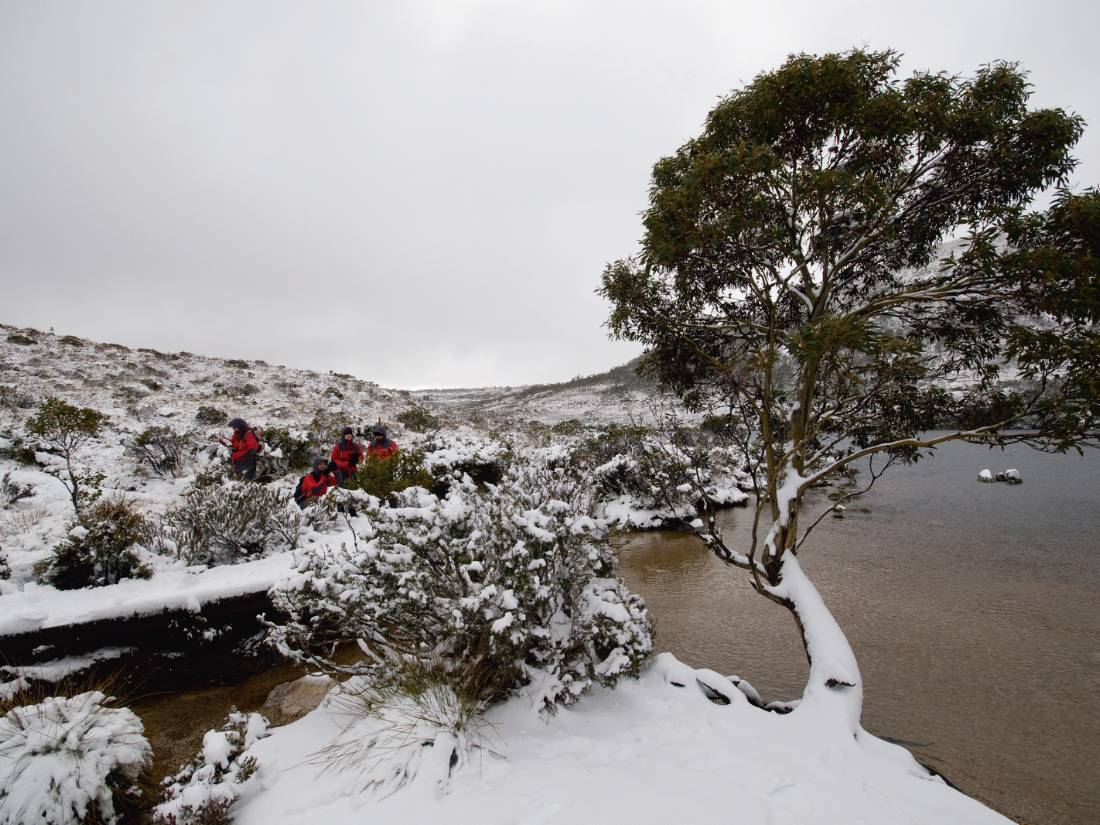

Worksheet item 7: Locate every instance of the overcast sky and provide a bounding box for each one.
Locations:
[2,1,1097,388]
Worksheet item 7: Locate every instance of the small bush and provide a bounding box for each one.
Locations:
[5,333,35,345]
[139,377,162,391]
[0,550,9,580]
[321,662,489,796]
[59,335,85,347]
[130,426,190,477]
[395,406,440,432]
[550,418,585,436]
[153,710,269,825]
[421,433,507,488]
[165,483,300,564]
[1,472,34,507]
[0,435,39,465]
[224,359,249,369]
[0,690,152,825]
[194,406,226,425]
[43,498,152,590]
[0,385,36,410]
[344,449,434,500]
[258,426,313,473]
[26,398,108,514]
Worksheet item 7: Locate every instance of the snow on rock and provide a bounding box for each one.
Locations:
[978,468,994,483]
[232,653,1011,825]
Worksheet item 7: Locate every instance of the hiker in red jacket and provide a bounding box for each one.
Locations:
[294,457,337,507]
[366,424,399,460]
[330,426,364,486]
[222,418,259,480]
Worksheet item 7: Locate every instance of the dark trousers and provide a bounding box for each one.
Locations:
[232,457,257,480]
[336,466,357,486]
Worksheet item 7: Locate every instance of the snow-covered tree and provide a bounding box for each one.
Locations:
[600,49,1099,729]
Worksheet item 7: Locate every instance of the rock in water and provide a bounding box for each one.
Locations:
[978,469,994,483]
[260,673,336,726]
[1004,468,1022,484]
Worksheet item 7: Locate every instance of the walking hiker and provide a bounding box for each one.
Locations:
[222,418,259,480]
[366,423,399,460]
[294,457,337,507]
[330,426,364,485]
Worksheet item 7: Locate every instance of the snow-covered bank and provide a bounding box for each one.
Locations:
[233,653,1009,825]
[0,551,295,638]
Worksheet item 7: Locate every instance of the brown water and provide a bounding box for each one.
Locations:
[616,439,1100,825]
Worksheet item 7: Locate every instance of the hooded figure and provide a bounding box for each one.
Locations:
[366,424,398,460]
[226,418,259,480]
[295,456,337,507]
[330,426,364,485]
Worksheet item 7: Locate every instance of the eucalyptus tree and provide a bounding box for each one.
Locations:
[600,49,1099,727]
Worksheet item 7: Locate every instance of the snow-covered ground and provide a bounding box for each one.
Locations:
[233,653,1009,825]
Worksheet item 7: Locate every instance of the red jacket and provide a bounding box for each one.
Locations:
[301,471,336,499]
[367,439,399,460]
[330,440,364,473]
[231,429,260,462]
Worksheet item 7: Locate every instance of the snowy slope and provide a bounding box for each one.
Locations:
[234,653,1010,825]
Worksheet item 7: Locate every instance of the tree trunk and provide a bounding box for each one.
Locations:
[767,553,863,733]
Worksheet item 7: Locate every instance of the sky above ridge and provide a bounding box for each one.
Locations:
[2,0,1098,388]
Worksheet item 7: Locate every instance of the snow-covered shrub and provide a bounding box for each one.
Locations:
[421,432,508,488]
[194,406,226,426]
[129,426,191,477]
[320,661,490,797]
[0,384,36,411]
[153,711,268,825]
[165,483,300,564]
[43,497,152,590]
[257,426,313,474]
[344,449,434,500]
[268,463,652,712]
[0,550,9,580]
[577,423,750,528]
[1,472,34,507]
[0,690,151,825]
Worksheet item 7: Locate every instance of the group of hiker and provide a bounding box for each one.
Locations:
[222,418,399,506]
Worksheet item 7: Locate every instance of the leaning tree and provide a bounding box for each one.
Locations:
[600,49,1099,730]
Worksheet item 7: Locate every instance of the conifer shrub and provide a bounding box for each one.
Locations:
[43,497,152,590]
[343,449,434,501]
[267,463,653,712]
[395,406,440,432]
[165,483,300,564]
[130,426,190,477]
[0,690,152,825]
[153,711,269,825]
[224,358,249,369]
[194,406,226,426]
[60,335,85,347]
[5,333,35,345]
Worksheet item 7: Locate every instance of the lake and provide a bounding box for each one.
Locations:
[616,437,1100,825]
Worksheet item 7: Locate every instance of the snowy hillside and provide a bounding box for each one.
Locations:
[414,357,662,427]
